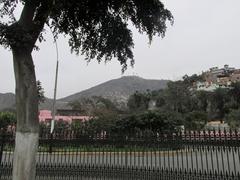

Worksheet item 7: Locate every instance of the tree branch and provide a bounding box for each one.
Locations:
[29,1,53,49]
[0,23,9,48]
[19,1,37,29]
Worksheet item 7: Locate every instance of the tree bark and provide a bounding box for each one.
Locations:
[12,49,39,180]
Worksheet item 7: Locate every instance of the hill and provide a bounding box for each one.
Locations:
[0,93,15,110]
[0,76,169,110]
[59,76,168,107]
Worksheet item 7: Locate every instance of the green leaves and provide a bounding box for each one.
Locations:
[0,111,16,130]
[184,111,207,131]
[127,91,151,112]
[48,0,173,71]
[1,0,173,71]
[225,109,240,129]
[37,80,45,104]
[114,110,182,133]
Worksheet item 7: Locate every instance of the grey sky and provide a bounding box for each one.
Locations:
[1,0,240,98]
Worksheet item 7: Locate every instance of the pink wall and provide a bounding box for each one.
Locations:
[39,110,91,123]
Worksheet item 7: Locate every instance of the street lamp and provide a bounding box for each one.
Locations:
[50,29,59,134]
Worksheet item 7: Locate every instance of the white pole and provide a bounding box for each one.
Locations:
[50,60,59,133]
[50,30,59,134]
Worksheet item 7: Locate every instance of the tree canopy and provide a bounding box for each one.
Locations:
[0,0,173,70]
[126,80,240,130]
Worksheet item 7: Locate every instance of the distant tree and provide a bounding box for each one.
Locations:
[68,100,86,114]
[183,74,204,86]
[0,1,173,178]
[92,96,119,114]
[85,117,116,134]
[125,76,240,131]
[0,111,16,130]
[127,91,151,112]
[114,110,183,134]
[68,96,119,133]
[225,109,240,129]
[87,97,119,133]
[114,113,144,133]
[229,82,240,107]
[37,80,45,104]
[208,88,229,120]
[165,81,193,113]
[71,120,85,131]
[143,110,183,132]
[184,111,207,130]
[150,89,166,108]
[69,96,119,116]
[195,90,209,112]
[54,120,69,130]
[39,121,48,130]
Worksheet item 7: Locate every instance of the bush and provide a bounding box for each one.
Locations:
[225,109,240,129]
[0,111,16,130]
[184,111,207,130]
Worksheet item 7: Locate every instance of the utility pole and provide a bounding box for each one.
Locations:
[50,60,59,133]
[50,30,59,134]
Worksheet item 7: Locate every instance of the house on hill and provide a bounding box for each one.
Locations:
[194,65,240,91]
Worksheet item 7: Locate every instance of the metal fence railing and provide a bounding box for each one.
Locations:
[1,128,240,179]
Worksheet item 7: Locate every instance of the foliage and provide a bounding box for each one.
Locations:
[91,96,119,115]
[50,79,240,132]
[114,110,183,133]
[68,96,119,116]
[127,91,151,112]
[54,119,69,130]
[182,74,204,86]
[0,0,173,71]
[164,81,193,113]
[184,111,207,130]
[0,111,16,130]
[126,77,240,129]
[152,89,166,108]
[68,101,86,114]
[71,120,85,131]
[37,80,45,104]
[225,109,240,129]
[194,90,209,112]
[39,121,48,129]
[85,117,116,134]
[68,96,119,133]
[229,82,240,106]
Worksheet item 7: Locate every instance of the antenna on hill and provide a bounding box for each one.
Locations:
[50,29,59,134]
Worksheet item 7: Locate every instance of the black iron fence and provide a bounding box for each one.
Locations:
[1,129,240,179]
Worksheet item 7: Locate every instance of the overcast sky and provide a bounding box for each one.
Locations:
[1,0,240,98]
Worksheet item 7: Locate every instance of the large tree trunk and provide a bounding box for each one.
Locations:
[12,49,39,180]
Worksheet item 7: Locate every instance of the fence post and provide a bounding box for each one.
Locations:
[49,133,53,154]
[0,130,5,164]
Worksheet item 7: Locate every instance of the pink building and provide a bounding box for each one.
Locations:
[39,110,91,124]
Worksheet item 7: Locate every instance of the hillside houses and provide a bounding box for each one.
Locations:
[195,65,240,91]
